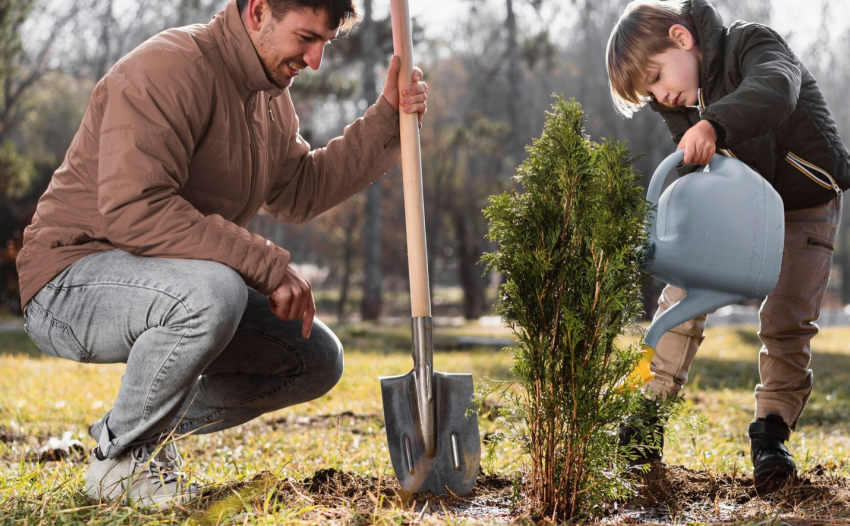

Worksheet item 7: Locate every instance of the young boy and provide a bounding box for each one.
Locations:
[606,0,850,492]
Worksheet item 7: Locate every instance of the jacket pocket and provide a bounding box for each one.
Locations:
[785,151,841,195]
[24,300,91,363]
[807,236,834,251]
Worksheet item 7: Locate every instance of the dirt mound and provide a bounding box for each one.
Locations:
[301,467,398,513]
[0,428,24,444]
[300,467,515,519]
[200,468,517,522]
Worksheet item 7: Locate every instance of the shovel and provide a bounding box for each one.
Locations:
[379,0,481,495]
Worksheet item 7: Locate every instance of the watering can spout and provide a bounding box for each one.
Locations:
[644,289,744,350]
[629,289,744,388]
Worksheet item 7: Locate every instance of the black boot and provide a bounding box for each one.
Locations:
[749,413,796,494]
[619,399,664,463]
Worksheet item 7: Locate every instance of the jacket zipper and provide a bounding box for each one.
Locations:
[267,96,275,122]
[235,93,259,224]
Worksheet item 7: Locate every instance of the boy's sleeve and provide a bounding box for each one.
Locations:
[700,25,802,147]
[650,99,703,175]
[650,98,698,144]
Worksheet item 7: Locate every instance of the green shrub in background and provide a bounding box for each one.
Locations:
[482,96,651,519]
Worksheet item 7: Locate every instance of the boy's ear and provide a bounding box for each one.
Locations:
[669,24,695,51]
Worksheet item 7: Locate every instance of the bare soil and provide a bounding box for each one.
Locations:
[615,461,850,524]
[199,468,517,523]
[199,462,850,524]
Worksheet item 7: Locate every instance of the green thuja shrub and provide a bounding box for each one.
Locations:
[482,96,651,519]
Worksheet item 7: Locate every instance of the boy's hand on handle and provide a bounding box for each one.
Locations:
[678,119,717,165]
[382,55,428,127]
[270,264,315,339]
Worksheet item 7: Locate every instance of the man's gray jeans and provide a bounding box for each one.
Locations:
[23,250,343,459]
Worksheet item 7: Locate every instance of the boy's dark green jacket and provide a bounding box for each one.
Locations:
[650,0,850,210]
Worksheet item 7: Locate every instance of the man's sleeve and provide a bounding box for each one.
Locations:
[263,94,401,224]
[96,55,289,295]
[700,25,802,147]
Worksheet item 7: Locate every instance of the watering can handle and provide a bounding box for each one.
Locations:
[645,150,723,240]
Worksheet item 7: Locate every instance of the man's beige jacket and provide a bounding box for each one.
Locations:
[17,0,400,310]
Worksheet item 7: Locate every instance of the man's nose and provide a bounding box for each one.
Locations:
[304,43,324,71]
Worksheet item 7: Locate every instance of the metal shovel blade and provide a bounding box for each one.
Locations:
[381,370,480,494]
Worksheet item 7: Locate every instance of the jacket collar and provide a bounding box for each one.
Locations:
[210,0,282,99]
[688,0,726,94]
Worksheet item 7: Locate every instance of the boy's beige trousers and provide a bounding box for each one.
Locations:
[645,195,842,429]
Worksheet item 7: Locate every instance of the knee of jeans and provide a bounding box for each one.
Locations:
[187,263,248,337]
[303,324,344,396]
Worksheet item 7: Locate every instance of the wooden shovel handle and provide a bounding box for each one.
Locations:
[390,0,431,318]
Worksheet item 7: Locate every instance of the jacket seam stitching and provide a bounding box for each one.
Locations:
[99,124,182,150]
[132,45,209,69]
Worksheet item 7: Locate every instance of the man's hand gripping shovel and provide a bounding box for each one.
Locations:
[379,0,481,495]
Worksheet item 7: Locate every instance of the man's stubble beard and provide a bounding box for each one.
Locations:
[258,24,294,89]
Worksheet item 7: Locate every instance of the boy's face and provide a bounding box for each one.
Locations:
[642,25,702,108]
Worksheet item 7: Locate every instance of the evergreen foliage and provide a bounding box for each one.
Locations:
[482,96,650,519]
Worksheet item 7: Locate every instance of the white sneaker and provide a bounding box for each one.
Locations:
[84,441,199,509]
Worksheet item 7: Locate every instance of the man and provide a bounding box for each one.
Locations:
[17,0,427,508]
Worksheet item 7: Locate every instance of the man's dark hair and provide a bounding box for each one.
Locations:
[237,0,359,33]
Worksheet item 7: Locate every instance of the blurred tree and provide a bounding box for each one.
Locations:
[1,0,34,140]
[335,195,364,323]
[6,0,848,320]
[0,0,79,142]
[799,0,850,304]
[503,0,523,162]
[360,0,383,321]
[418,36,511,317]
[0,0,85,313]
[0,139,33,312]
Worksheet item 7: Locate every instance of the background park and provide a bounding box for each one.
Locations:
[3,0,850,523]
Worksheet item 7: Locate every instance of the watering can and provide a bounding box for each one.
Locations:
[629,150,785,387]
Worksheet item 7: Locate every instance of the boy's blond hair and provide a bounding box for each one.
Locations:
[606,0,699,117]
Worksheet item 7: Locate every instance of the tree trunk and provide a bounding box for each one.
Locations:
[94,0,115,81]
[454,209,486,320]
[360,0,383,320]
[337,214,359,323]
[504,0,524,163]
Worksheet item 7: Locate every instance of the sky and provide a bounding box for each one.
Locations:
[399,0,850,55]
[770,0,850,50]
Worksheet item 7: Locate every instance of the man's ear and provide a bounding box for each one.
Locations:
[669,24,695,50]
[243,0,270,32]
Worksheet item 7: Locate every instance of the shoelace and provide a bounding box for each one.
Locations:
[131,442,184,484]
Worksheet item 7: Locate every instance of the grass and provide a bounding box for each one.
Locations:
[2,320,850,524]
